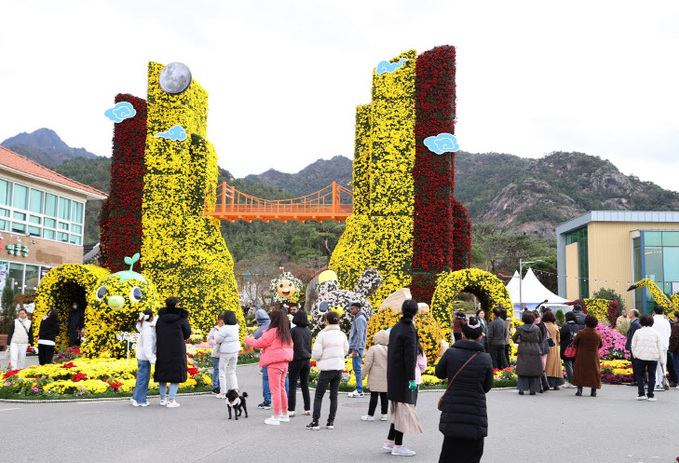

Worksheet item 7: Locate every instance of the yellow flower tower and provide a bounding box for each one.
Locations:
[142,63,244,340]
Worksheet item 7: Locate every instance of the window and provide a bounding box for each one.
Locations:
[45,194,57,218]
[29,215,41,224]
[58,222,69,230]
[13,184,28,210]
[71,224,82,234]
[58,198,71,220]
[13,211,26,221]
[24,265,39,294]
[72,201,84,224]
[43,229,55,240]
[69,235,81,245]
[28,225,41,237]
[29,189,43,214]
[0,220,7,231]
[0,180,10,206]
[11,222,25,234]
[9,263,24,294]
[58,232,69,242]
[44,218,56,228]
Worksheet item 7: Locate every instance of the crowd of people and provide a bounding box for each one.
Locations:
[10,295,679,462]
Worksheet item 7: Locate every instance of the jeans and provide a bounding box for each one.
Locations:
[9,343,28,369]
[262,365,289,404]
[352,348,364,392]
[219,352,238,394]
[563,358,575,383]
[368,391,388,416]
[159,383,179,400]
[312,370,342,424]
[132,360,151,403]
[288,359,311,412]
[489,345,508,370]
[268,362,289,416]
[212,357,220,390]
[636,359,657,398]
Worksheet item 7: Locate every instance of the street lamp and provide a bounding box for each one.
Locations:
[519,259,544,311]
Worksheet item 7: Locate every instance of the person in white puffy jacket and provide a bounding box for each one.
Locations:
[215,310,240,398]
[631,313,664,401]
[307,311,349,430]
[132,309,157,407]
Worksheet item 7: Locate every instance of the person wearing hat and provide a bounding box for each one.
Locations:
[348,302,367,398]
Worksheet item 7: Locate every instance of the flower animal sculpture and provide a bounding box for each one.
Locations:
[627,278,678,318]
[82,253,160,358]
[308,268,382,336]
[270,271,304,304]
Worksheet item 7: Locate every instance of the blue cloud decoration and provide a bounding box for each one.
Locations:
[153,125,187,141]
[375,58,409,75]
[104,102,136,123]
[424,133,460,155]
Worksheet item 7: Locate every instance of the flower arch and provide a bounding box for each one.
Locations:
[431,269,512,343]
[33,265,110,352]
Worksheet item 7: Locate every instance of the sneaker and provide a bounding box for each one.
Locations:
[215,393,226,399]
[347,390,364,398]
[258,402,272,410]
[380,414,389,421]
[361,415,375,421]
[647,397,657,402]
[132,399,141,407]
[166,401,180,408]
[326,421,334,429]
[636,395,646,401]
[383,441,394,451]
[159,399,169,406]
[392,446,416,457]
[211,388,220,395]
[563,382,575,389]
[278,415,290,423]
[303,410,311,415]
[265,417,280,426]
[288,411,296,417]
[654,385,663,391]
[138,401,149,407]
[306,421,320,430]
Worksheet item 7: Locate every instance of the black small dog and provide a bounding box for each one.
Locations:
[225,389,248,420]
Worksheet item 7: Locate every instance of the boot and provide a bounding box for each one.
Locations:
[590,388,597,397]
[575,386,583,396]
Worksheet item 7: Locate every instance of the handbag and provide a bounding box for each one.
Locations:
[438,351,480,411]
[564,343,577,358]
[661,365,670,390]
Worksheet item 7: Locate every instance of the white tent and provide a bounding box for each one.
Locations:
[507,268,569,316]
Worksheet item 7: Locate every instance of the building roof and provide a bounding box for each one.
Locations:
[0,146,107,200]
[556,210,679,235]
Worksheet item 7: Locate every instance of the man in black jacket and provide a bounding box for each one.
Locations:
[487,307,508,369]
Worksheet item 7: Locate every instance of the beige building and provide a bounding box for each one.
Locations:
[557,211,679,313]
[0,146,106,298]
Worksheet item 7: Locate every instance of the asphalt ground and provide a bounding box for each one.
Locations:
[1,361,678,462]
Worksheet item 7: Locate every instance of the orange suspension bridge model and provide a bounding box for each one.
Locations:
[204,181,353,223]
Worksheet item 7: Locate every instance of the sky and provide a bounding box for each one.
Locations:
[1,1,678,191]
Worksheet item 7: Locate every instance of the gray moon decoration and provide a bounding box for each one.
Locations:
[159,62,192,95]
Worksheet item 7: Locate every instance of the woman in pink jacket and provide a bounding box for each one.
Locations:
[245,310,294,425]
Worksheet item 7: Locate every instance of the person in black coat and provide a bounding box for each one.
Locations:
[37,309,60,365]
[154,297,191,408]
[572,304,586,329]
[68,301,85,347]
[436,316,493,463]
[625,309,641,385]
[288,309,312,416]
[560,311,582,387]
[384,300,422,457]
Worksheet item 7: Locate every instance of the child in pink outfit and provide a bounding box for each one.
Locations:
[245,309,294,425]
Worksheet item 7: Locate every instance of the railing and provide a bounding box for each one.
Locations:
[204,181,353,223]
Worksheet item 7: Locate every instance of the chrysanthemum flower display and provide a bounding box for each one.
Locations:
[330,46,471,314]
[431,269,512,343]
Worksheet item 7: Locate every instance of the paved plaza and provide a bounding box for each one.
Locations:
[1,362,677,462]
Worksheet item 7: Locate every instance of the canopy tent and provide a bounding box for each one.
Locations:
[507,268,570,316]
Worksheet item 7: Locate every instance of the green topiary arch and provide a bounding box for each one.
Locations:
[431,268,512,343]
